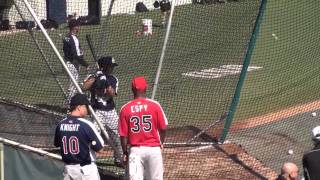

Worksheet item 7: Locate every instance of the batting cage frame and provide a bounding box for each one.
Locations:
[3,0,320,179]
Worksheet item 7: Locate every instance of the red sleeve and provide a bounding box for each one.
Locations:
[119,107,128,137]
[156,104,168,130]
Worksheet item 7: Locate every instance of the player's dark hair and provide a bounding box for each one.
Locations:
[69,105,77,112]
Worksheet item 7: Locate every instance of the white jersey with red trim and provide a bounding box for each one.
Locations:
[119,97,168,146]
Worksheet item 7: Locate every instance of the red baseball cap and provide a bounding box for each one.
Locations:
[132,76,148,91]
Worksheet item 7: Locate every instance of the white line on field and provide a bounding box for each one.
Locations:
[182,65,263,79]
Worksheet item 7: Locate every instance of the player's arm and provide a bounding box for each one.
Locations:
[86,121,105,152]
[53,125,60,147]
[82,76,96,91]
[159,129,166,147]
[119,107,129,162]
[120,136,128,157]
[156,103,168,146]
[77,55,89,68]
[105,85,116,97]
[105,76,118,97]
[63,37,72,61]
[303,155,311,180]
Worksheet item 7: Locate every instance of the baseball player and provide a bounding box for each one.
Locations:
[54,93,104,180]
[303,126,320,180]
[63,19,89,103]
[82,56,123,166]
[119,76,168,180]
[159,0,171,27]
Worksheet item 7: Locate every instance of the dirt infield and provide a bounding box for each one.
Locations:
[231,100,320,131]
[164,143,277,179]
[98,143,277,180]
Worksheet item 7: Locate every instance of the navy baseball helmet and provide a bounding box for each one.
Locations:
[98,56,118,68]
[70,93,90,106]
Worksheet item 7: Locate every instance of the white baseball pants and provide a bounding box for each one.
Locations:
[128,146,164,180]
[63,163,100,180]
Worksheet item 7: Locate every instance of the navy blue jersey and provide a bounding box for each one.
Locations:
[91,73,118,111]
[54,116,104,165]
[63,34,88,68]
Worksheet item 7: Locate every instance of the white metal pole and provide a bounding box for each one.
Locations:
[0,143,3,180]
[0,137,62,160]
[20,0,117,153]
[151,0,176,99]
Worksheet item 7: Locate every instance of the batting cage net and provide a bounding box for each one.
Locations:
[1,0,318,179]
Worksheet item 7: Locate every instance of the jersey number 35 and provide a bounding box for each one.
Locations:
[130,115,152,133]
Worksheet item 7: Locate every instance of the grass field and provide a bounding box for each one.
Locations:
[1,0,320,129]
[235,0,320,120]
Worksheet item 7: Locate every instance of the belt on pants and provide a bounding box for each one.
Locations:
[65,161,92,167]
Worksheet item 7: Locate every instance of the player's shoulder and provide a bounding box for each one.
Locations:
[304,148,320,157]
[59,116,71,123]
[107,74,118,82]
[77,118,94,127]
[145,98,162,106]
[120,100,134,112]
[63,34,71,42]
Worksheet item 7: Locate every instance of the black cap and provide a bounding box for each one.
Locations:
[98,56,118,68]
[70,93,90,106]
[68,19,80,29]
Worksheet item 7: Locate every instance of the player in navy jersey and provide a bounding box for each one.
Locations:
[54,93,104,180]
[63,19,89,104]
[82,56,123,166]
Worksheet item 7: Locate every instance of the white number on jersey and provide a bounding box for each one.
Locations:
[62,136,80,154]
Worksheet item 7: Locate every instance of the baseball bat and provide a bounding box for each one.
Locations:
[85,34,99,68]
[186,111,228,144]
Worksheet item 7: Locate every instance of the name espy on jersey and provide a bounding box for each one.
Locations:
[131,104,148,113]
[60,124,80,131]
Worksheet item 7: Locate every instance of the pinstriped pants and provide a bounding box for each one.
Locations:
[66,62,79,103]
[95,109,123,161]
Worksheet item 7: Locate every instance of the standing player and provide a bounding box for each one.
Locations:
[54,93,104,180]
[119,76,168,180]
[82,56,123,166]
[303,126,320,180]
[160,0,171,27]
[63,19,89,103]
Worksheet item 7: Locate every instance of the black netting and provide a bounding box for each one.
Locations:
[5,0,313,179]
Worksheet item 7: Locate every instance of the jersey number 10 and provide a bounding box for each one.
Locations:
[130,115,152,133]
[62,136,80,155]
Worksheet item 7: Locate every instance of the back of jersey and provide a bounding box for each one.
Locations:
[54,116,104,165]
[119,98,168,146]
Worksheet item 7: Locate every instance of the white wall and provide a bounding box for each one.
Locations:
[5,0,192,26]
[5,0,46,25]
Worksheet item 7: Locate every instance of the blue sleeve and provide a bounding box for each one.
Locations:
[85,125,104,152]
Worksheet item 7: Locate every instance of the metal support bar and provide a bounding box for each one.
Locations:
[0,137,62,160]
[151,0,176,99]
[20,0,118,154]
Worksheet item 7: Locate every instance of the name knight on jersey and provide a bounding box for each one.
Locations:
[60,124,80,131]
[131,104,148,113]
